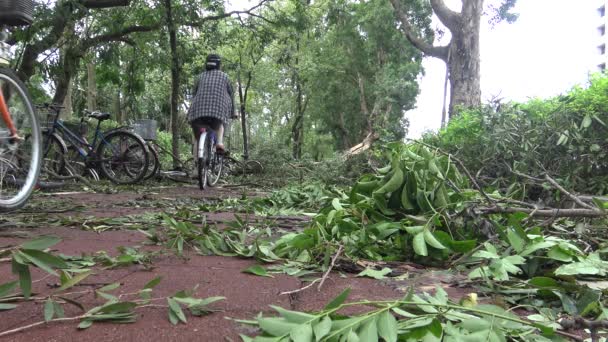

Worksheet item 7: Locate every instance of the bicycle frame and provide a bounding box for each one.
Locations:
[45,110,106,160]
[197,127,216,159]
[0,29,18,139]
[0,91,18,138]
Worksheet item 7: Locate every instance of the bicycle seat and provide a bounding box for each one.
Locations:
[87,111,111,121]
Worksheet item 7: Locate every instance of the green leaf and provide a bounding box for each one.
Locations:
[324,288,351,311]
[56,271,92,292]
[290,323,313,342]
[404,225,424,235]
[144,276,162,289]
[270,305,316,324]
[258,317,299,336]
[506,229,526,253]
[423,230,446,249]
[168,307,179,325]
[376,310,397,342]
[167,298,187,323]
[357,267,392,280]
[13,260,31,299]
[358,317,378,342]
[313,316,332,341]
[413,232,428,256]
[98,283,121,292]
[0,281,17,298]
[20,236,61,250]
[44,299,55,322]
[332,198,343,211]
[18,249,67,276]
[0,303,17,311]
[581,115,592,129]
[243,265,273,278]
[99,301,137,314]
[53,301,65,318]
[78,319,93,329]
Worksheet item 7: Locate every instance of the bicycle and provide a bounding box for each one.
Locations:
[39,103,149,184]
[196,125,224,189]
[0,15,41,210]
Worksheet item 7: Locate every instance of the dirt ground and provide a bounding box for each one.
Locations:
[0,185,474,342]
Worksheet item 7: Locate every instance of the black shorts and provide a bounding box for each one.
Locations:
[191,117,222,141]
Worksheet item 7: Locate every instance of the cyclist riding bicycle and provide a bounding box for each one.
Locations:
[187,53,235,155]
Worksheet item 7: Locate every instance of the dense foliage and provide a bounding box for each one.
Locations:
[424,72,608,199]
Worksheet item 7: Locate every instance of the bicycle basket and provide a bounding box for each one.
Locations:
[35,106,55,131]
[132,119,157,141]
[0,0,34,26]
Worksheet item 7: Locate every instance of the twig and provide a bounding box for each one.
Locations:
[279,278,321,295]
[560,317,608,342]
[318,244,343,291]
[480,206,606,218]
[543,174,597,210]
[0,315,84,337]
[509,168,543,182]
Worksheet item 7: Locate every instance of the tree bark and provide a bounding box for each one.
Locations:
[389,0,482,118]
[237,70,251,160]
[164,0,181,169]
[86,63,97,111]
[114,90,122,124]
[291,39,306,160]
[447,0,481,116]
[61,76,73,120]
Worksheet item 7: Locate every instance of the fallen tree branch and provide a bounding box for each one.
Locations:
[559,317,608,342]
[480,206,606,218]
[543,174,597,210]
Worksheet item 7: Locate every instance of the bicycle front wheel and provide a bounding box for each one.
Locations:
[97,130,148,184]
[0,68,41,211]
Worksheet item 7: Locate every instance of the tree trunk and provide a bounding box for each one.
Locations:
[52,47,78,105]
[61,76,73,120]
[114,90,122,124]
[337,112,350,150]
[86,63,97,111]
[447,0,481,117]
[237,71,251,160]
[389,0,483,119]
[291,39,306,160]
[164,0,181,169]
[291,79,304,159]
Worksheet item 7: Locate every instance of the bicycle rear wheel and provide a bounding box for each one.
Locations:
[197,132,211,190]
[97,130,148,184]
[0,68,41,211]
[206,151,223,187]
[144,142,159,180]
[41,132,67,177]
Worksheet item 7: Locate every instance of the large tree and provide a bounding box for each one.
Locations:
[389,0,516,118]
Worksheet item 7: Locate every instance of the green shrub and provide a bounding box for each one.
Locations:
[424,72,608,198]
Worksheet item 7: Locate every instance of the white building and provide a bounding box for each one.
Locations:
[598,1,608,71]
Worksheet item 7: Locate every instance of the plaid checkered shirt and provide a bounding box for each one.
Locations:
[187,69,234,124]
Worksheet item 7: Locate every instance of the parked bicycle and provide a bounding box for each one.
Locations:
[38,103,149,184]
[0,5,41,211]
